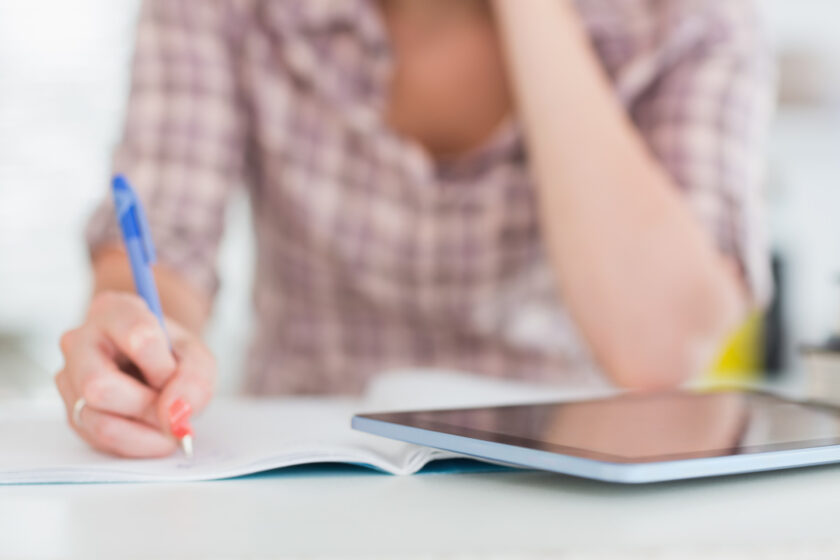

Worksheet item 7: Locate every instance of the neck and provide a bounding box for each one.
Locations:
[378,0,489,23]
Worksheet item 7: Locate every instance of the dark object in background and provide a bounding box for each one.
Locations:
[763,254,787,376]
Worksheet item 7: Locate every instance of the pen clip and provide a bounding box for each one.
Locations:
[112,175,157,264]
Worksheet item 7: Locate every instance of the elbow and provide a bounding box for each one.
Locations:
[602,277,746,392]
[603,336,716,393]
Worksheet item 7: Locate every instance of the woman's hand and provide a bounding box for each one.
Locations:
[55,291,216,458]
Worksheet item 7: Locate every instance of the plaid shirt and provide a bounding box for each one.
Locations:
[87,0,774,394]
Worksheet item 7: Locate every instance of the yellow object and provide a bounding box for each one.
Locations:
[705,311,764,384]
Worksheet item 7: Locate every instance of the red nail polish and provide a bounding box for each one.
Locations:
[169,398,193,438]
[172,420,193,439]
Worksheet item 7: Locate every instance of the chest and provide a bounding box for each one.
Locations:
[380,7,513,160]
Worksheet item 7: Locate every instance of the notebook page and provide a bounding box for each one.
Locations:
[1,370,613,484]
[0,397,433,484]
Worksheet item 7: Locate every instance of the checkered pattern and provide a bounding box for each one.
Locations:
[87,0,775,394]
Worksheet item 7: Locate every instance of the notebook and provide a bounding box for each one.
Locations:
[0,371,599,484]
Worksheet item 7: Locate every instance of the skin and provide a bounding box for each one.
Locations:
[56,0,748,457]
[55,248,213,457]
[491,0,745,389]
[544,393,748,459]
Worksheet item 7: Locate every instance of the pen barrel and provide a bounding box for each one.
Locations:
[124,236,168,336]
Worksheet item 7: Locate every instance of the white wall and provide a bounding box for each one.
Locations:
[0,0,137,334]
[765,0,840,49]
[0,0,253,391]
[762,2,840,362]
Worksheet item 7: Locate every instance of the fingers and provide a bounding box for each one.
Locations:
[157,330,217,435]
[75,352,161,427]
[87,292,176,389]
[57,292,217,457]
[55,368,177,458]
[77,406,178,459]
[61,323,161,428]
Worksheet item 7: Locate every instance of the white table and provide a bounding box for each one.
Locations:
[3,457,840,559]
[2,356,837,559]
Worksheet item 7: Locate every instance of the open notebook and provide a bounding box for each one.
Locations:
[0,371,601,484]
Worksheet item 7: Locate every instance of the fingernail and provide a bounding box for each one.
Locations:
[169,398,193,438]
[172,421,193,439]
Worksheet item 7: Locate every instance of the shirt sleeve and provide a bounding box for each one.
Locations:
[630,0,776,306]
[86,0,248,298]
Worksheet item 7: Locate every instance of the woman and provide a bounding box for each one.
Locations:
[56,0,774,457]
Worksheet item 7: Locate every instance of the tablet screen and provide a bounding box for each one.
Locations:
[361,392,840,463]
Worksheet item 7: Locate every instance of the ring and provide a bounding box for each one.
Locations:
[72,397,87,427]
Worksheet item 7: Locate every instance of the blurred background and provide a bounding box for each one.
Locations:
[1,0,839,398]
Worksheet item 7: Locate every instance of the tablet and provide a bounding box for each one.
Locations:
[352,390,840,483]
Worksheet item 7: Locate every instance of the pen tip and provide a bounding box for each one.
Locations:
[181,435,194,459]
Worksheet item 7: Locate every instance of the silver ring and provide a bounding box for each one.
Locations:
[72,397,87,427]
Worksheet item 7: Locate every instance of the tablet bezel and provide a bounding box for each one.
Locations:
[351,390,840,483]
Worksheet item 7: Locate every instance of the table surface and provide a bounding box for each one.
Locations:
[3,457,840,559]
[2,357,838,560]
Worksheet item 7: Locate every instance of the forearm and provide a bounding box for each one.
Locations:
[92,246,211,335]
[493,0,746,388]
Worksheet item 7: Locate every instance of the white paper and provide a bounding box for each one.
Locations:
[0,370,596,484]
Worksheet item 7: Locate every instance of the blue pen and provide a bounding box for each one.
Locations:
[111,175,194,458]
